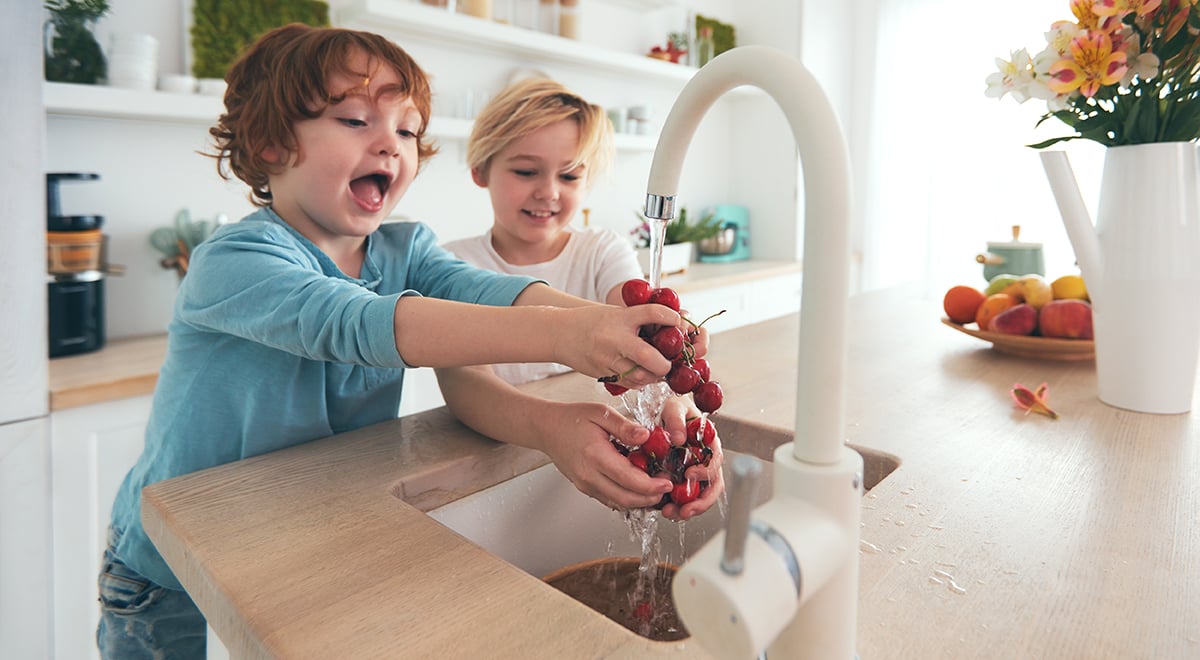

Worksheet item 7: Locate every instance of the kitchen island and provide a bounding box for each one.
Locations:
[142,286,1200,658]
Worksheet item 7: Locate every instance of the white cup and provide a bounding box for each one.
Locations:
[196,78,227,97]
[110,32,158,58]
[158,73,197,94]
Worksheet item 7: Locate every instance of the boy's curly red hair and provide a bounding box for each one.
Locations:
[208,23,438,206]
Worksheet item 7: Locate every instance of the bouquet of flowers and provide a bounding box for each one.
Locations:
[986,0,1200,148]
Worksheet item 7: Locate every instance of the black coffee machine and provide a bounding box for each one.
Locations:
[46,172,107,358]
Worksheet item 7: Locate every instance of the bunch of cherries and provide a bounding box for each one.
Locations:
[601,278,725,414]
[611,416,718,507]
[602,277,726,508]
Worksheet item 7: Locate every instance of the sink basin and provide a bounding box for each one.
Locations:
[426,416,899,578]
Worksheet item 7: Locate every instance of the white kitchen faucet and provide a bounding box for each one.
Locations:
[645,46,862,659]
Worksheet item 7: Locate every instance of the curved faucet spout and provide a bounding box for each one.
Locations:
[645,45,853,466]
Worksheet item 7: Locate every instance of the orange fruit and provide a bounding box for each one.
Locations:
[943,285,986,324]
[975,293,1017,331]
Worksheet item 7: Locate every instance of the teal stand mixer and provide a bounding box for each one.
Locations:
[698,204,751,262]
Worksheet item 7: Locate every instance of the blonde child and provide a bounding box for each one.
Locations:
[99,25,689,659]
[443,78,643,384]
[441,77,724,521]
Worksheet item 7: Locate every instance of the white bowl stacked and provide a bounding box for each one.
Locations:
[108,33,158,91]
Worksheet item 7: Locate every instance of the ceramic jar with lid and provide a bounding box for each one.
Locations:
[976,225,1044,282]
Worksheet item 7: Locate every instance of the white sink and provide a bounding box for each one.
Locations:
[426,416,899,579]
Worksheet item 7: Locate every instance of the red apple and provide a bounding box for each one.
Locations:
[1039,299,1094,339]
[989,303,1038,336]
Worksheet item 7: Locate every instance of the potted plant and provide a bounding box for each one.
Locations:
[631,207,722,277]
[44,0,110,85]
[986,1,1200,413]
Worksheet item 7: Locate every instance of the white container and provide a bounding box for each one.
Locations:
[196,78,227,97]
[636,242,692,278]
[108,33,157,91]
[157,74,196,94]
[1043,143,1200,414]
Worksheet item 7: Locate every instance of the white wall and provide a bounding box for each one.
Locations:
[51,0,764,340]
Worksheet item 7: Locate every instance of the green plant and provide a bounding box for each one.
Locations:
[987,1,1200,147]
[190,0,330,79]
[631,207,722,247]
[44,0,110,84]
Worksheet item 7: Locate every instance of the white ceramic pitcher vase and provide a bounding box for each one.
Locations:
[1041,142,1200,414]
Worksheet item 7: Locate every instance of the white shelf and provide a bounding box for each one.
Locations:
[337,0,704,87]
[43,81,658,151]
[44,81,223,124]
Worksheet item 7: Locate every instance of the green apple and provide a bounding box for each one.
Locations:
[984,274,1019,296]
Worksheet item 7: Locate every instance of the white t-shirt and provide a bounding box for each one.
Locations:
[443,226,642,385]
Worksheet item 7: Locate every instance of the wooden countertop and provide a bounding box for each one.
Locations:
[48,333,167,410]
[141,286,1200,658]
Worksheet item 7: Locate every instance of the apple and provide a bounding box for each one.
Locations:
[984,274,1020,297]
[1001,274,1054,310]
[990,303,1038,336]
[1039,299,1094,339]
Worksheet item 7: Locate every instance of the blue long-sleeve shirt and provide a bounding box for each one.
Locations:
[110,207,537,589]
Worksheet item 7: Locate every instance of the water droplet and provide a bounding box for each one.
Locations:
[933,569,954,579]
[947,580,967,595]
[859,540,882,554]
[928,524,945,530]
[894,520,906,527]
[928,576,945,585]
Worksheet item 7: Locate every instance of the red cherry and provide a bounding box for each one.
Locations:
[603,382,629,396]
[634,601,654,621]
[693,381,724,414]
[641,426,671,460]
[686,416,717,446]
[621,279,653,306]
[628,449,652,473]
[650,326,685,360]
[670,479,700,505]
[692,358,711,382]
[666,363,701,394]
[648,287,681,312]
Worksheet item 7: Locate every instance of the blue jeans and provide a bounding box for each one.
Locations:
[96,526,206,660]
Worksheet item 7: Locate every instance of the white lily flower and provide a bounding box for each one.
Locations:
[986,49,1037,102]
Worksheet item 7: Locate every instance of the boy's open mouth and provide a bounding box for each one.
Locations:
[350,173,392,208]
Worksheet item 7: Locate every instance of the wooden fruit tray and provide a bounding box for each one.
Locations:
[941,318,1094,361]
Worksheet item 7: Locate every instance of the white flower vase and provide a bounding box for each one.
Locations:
[636,242,693,279]
[1042,142,1200,414]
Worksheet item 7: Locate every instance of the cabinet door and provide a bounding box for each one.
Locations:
[50,395,152,660]
[399,368,446,416]
[0,417,51,659]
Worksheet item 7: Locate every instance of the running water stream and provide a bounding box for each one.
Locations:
[619,219,698,638]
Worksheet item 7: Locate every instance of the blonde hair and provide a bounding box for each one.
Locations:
[467,78,613,185]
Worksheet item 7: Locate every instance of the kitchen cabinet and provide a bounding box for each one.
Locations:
[678,268,802,335]
[49,395,151,660]
[0,418,52,659]
[2,2,50,657]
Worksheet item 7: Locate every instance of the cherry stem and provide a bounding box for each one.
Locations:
[684,309,727,331]
[597,364,642,383]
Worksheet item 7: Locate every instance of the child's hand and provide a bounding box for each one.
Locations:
[656,396,725,521]
[538,401,674,510]
[557,304,681,388]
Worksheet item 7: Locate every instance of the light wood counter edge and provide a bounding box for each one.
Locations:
[141,392,722,658]
[48,333,167,410]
